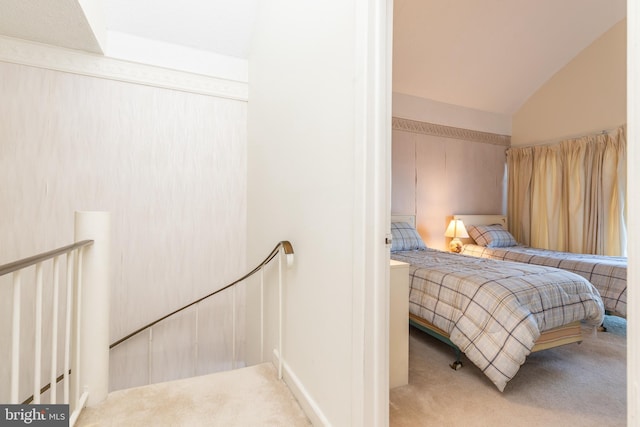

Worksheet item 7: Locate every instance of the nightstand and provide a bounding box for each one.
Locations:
[389,259,409,388]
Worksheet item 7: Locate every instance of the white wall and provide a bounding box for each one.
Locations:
[512,19,626,146]
[247,1,390,425]
[105,31,249,83]
[0,56,247,400]
[393,92,512,135]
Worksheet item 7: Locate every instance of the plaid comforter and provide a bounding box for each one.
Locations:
[460,244,627,317]
[391,249,604,392]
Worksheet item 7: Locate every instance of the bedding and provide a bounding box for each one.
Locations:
[390,247,605,392]
[460,243,627,318]
[390,221,427,251]
[466,223,517,248]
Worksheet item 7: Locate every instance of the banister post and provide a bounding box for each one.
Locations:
[74,211,110,406]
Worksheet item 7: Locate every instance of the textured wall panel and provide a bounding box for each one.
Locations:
[0,61,247,396]
[391,130,417,217]
[392,120,507,250]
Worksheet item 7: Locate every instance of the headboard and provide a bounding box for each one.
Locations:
[390,214,508,247]
[453,214,507,229]
[453,214,508,245]
[391,214,505,230]
[390,214,416,228]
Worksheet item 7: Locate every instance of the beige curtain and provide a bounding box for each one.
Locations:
[507,126,626,256]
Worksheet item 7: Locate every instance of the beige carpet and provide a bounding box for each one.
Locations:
[390,315,627,427]
[76,363,311,427]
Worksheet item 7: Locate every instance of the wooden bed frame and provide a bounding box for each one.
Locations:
[410,314,582,369]
[391,214,584,370]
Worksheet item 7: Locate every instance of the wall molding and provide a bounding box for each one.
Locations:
[392,117,511,146]
[273,350,330,426]
[0,35,248,101]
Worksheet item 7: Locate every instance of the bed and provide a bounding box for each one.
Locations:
[454,214,627,319]
[389,216,605,392]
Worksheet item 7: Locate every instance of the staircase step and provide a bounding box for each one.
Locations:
[75,363,311,426]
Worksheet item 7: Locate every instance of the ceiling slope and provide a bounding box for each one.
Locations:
[105,0,257,59]
[393,0,626,115]
[0,0,104,53]
[0,0,626,115]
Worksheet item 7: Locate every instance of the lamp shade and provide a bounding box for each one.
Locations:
[445,219,469,238]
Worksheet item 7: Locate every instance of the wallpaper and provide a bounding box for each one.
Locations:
[391,118,509,250]
[0,61,247,398]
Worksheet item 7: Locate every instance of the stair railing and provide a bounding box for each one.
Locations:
[109,240,294,380]
[1,240,92,408]
[0,211,109,427]
[3,213,293,422]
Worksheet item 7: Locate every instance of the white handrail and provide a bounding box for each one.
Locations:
[232,285,237,369]
[278,247,283,379]
[73,249,83,407]
[63,251,74,405]
[50,256,60,403]
[10,270,21,403]
[3,215,290,424]
[260,268,265,361]
[1,211,109,427]
[33,263,43,403]
[75,211,111,407]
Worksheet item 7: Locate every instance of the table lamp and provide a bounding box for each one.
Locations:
[445,219,469,253]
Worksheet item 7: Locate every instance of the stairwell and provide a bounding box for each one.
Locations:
[75,363,310,426]
[75,240,301,426]
[2,214,301,426]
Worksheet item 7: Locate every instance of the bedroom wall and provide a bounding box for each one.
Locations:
[0,58,247,400]
[393,92,512,135]
[391,101,509,250]
[512,18,627,146]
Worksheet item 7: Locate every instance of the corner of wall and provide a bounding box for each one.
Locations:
[392,92,512,135]
[0,35,248,101]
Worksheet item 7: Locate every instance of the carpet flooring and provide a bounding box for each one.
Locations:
[76,316,626,426]
[75,363,311,427]
[390,315,627,427]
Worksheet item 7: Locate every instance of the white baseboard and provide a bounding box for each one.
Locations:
[272,349,330,426]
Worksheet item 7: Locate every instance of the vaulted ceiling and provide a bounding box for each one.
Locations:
[105,0,257,59]
[0,0,627,116]
[0,0,104,52]
[393,0,626,115]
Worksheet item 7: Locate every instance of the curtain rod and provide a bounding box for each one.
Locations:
[512,125,624,148]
